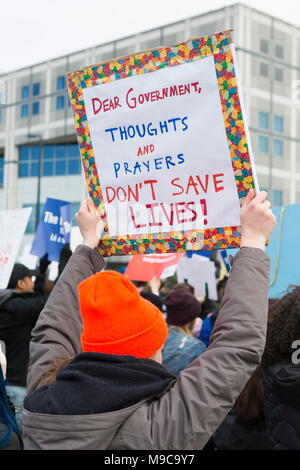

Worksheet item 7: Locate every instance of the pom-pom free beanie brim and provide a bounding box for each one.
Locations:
[78,271,168,358]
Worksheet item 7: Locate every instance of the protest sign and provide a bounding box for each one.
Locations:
[266,203,300,298]
[0,208,32,289]
[18,244,38,270]
[176,254,218,300]
[30,198,71,262]
[67,30,257,257]
[125,253,183,282]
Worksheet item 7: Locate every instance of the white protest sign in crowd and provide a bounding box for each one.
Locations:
[83,55,241,237]
[0,208,32,289]
[177,255,218,300]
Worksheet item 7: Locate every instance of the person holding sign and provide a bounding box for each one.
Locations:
[22,190,275,450]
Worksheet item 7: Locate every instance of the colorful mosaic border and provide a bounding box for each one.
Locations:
[67,30,254,256]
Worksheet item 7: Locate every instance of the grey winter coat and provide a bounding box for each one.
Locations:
[21,245,270,450]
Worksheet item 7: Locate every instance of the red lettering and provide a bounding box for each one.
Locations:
[92,98,102,115]
[114,96,121,109]
[149,144,155,153]
[160,203,174,225]
[213,173,224,192]
[200,199,208,225]
[144,180,158,200]
[185,202,197,222]
[146,203,162,227]
[129,206,146,229]
[171,178,184,196]
[116,187,127,202]
[186,176,199,196]
[175,202,186,223]
[127,184,140,202]
[195,174,209,193]
[105,187,116,203]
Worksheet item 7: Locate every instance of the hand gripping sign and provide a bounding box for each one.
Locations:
[67,30,258,257]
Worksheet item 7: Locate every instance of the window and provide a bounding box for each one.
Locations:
[0,157,4,186]
[23,204,36,234]
[0,108,3,124]
[56,95,65,110]
[32,82,40,96]
[273,139,284,157]
[258,135,269,153]
[260,62,269,78]
[259,112,269,129]
[21,85,29,100]
[32,102,40,115]
[274,115,284,133]
[275,44,284,60]
[20,104,29,118]
[57,76,66,90]
[19,144,81,178]
[260,38,269,54]
[274,67,284,82]
[273,190,283,207]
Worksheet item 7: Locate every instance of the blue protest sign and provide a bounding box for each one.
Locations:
[267,203,300,299]
[30,198,72,262]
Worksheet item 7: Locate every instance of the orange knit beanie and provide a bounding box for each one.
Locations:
[78,270,168,358]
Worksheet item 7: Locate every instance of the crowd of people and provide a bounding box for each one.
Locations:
[1,190,299,450]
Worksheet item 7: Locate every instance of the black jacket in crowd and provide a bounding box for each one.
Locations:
[0,278,48,387]
[263,362,300,450]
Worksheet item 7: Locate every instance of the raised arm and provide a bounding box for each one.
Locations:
[27,198,104,393]
[137,190,276,449]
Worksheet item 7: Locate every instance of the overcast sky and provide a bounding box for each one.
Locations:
[1,0,299,72]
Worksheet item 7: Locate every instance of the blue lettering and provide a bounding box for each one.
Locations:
[119,126,128,140]
[168,117,181,131]
[114,162,121,178]
[147,122,158,136]
[177,153,185,164]
[182,116,189,131]
[133,161,142,174]
[142,161,150,172]
[105,127,118,142]
[124,162,132,175]
[154,157,163,170]
[165,156,175,169]
[159,120,168,133]
[128,125,136,138]
[136,124,146,138]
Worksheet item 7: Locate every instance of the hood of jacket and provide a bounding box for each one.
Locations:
[22,352,176,450]
[0,289,15,308]
[263,362,300,407]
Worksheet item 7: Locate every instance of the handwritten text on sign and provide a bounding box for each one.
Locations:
[83,55,241,236]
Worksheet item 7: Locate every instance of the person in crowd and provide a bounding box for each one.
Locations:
[0,258,49,424]
[198,276,229,347]
[140,290,163,312]
[162,288,206,376]
[21,190,275,450]
[261,287,300,450]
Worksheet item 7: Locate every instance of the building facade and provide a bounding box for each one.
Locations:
[0,2,300,251]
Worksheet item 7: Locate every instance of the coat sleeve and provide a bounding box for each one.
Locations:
[27,245,105,393]
[128,247,270,450]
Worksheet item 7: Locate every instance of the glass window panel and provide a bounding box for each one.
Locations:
[30,162,38,177]
[19,163,29,177]
[32,101,40,115]
[55,160,66,175]
[259,112,269,129]
[44,146,53,159]
[260,38,269,54]
[56,95,65,110]
[274,67,284,82]
[31,147,40,160]
[19,146,29,161]
[275,44,284,60]
[68,159,81,174]
[57,76,66,90]
[56,145,66,158]
[69,144,79,158]
[71,202,80,224]
[43,161,53,176]
[258,135,269,153]
[274,115,284,133]
[20,104,29,118]
[21,86,29,100]
[260,62,269,78]
[32,82,40,96]
[273,139,284,156]
[0,158,4,186]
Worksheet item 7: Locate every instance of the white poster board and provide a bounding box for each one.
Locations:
[83,55,241,237]
[0,207,32,289]
[176,254,218,300]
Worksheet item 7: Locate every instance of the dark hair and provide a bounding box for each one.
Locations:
[262,286,300,367]
[174,282,195,295]
[140,290,163,311]
[234,367,265,421]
